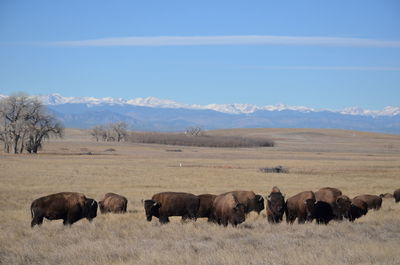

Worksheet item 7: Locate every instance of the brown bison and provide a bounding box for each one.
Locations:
[349,198,368,222]
[266,186,285,223]
[394,189,400,203]
[196,194,217,221]
[379,193,394,199]
[315,187,351,220]
[353,195,382,210]
[222,190,264,214]
[30,192,98,227]
[212,192,246,226]
[99,193,128,214]
[144,192,200,224]
[313,201,334,224]
[285,191,316,224]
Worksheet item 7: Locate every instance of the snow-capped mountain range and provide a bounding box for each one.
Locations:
[2,93,400,133]
[11,93,399,117]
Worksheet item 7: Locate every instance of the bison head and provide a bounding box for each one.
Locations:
[254,194,265,214]
[336,195,352,219]
[232,203,246,226]
[267,192,285,222]
[83,198,98,221]
[144,200,160,221]
[304,198,316,221]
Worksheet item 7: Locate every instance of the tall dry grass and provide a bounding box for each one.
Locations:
[0,128,400,265]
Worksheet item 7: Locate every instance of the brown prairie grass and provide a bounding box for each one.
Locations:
[0,128,400,265]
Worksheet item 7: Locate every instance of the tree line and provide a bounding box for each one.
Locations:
[0,94,63,154]
[90,122,128,142]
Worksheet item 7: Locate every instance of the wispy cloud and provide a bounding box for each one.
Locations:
[47,35,400,48]
[245,66,400,71]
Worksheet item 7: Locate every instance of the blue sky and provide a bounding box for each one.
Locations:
[0,0,399,109]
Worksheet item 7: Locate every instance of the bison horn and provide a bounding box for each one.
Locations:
[91,200,96,206]
[153,202,159,207]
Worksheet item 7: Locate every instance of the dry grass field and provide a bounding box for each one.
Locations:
[1,128,400,265]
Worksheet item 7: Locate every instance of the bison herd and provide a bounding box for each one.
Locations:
[30,187,400,227]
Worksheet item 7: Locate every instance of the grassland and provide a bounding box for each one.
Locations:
[0,128,399,265]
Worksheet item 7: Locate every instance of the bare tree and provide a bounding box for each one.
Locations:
[90,125,105,142]
[185,126,204,136]
[89,122,128,142]
[0,94,63,154]
[110,122,128,142]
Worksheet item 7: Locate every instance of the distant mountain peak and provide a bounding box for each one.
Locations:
[0,93,399,117]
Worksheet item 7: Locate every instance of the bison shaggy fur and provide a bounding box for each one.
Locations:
[353,194,382,210]
[349,198,368,222]
[212,192,246,226]
[30,192,98,227]
[99,193,128,214]
[144,192,200,224]
[196,194,217,221]
[285,191,316,224]
[393,189,400,203]
[315,187,351,220]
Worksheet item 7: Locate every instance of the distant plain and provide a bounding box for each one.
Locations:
[1,128,399,265]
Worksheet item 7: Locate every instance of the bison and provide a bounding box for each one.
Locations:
[144,192,200,224]
[313,201,334,224]
[315,187,351,220]
[99,193,128,214]
[394,189,400,203]
[221,190,264,214]
[353,194,382,210]
[266,186,285,223]
[349,198,368,222]
[212,192,246,226]
[196,194,217,221]
[285,191,316,224]
[30,192,98,227]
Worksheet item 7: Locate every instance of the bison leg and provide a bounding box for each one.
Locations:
[31,215,44,227]
[159,216,170,224]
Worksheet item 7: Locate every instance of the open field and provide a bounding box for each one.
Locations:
[1,128,400,265]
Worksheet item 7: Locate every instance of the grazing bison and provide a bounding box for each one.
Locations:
[394,189,400,203]
[353,195,382,210]
[30,192,98,227]
[285,191,316,224]
[266,186,285,223]
[196,194,217,221]
[212,192,246,226]
[222,191,264,214]
[379,193,394,199]
[349,198,368,222]
[99,193,128,214]
[313,201,334,224]
[315,187,351,220]
[144,192,200,224]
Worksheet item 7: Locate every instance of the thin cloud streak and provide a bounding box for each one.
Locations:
[48,35,400,48]
[247,66,400,71]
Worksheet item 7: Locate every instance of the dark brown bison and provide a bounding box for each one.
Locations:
[379,193,394,199]
[285,191,316,224]
[99,193,128,214]
[144,192,200,224]
[222,190,264,214]
[313,201,334,224]
[30,192,98,227]
[353,195,382,210]
[266,186,285,223]
[212,192,246,226]
[394,189,400,203]
[315,187,351,220]
[196,194,217,221]
[349,198,368,222]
